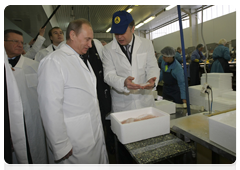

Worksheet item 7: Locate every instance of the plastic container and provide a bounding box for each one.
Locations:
[209,111,236,153]
[111,107,170,144]
[154,100,176,114]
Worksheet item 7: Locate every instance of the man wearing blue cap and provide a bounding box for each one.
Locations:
[102,10,160,113]
[102,11,159,163]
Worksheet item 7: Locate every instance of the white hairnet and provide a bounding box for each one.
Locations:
[161,46,175,57]
[218,39,227,45]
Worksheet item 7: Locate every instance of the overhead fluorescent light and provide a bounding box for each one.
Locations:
[165,5,177,11]
[135,22,144,29]
[143,16,155,24]
[127,8,133,13]
[106,27,111,33]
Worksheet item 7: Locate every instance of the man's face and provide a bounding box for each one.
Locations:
[114,26,134,46]
[163,56,174,63]
[4,33,23,58]
[72,24,93,55]
[50,28,64,45]
[198,47,204,52]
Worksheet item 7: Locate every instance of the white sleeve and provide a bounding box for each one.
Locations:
[24,35,45,59]
[102,47,129,93]
[37,57,72,161]
[35,50,45,62]
[145,41,160,91]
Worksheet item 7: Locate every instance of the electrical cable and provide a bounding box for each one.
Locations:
[210,87,213,112]
[206,91,211,114]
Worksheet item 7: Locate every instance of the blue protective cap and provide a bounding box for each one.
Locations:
[110,11,133,34]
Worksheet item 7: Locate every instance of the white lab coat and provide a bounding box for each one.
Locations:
[102,34,160,112]
[11,55,48,163]
[4,50,28,163]
[24,35,45,60]
[35,44,54,62]
[37,43,108,164]
[35,41,66,62]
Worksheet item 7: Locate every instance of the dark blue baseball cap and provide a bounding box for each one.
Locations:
[110,11,133,34]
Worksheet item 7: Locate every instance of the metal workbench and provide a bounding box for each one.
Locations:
[170,113,236,163]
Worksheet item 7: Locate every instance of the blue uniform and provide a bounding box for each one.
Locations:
[160,59,186,100]
[158,55,163,65]
[174,52,182,64]
[191,49,205,61]
[211,45,230,73]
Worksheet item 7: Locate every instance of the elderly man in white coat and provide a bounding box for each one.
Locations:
[37,18,108,164]
[35,27,64,62]
[102,11,160,113]
[4,29,48,164]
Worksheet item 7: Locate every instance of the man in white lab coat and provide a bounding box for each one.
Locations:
[103,11,160,163]
[23,26,46,59]
[4,29,48,163]
[35,27,64,62]
[37,18,108,164]
[102,11,160,113]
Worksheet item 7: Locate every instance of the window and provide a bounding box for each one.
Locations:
[151,18,189,40]
[151,5,236,40]
[197,5,236,23]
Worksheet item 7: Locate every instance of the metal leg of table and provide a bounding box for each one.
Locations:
[114,135,119,164]
[212,151,220,164]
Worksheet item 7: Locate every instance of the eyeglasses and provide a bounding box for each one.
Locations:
[4,40,24,45]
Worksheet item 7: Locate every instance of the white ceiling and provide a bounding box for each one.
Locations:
[4,5,205,46]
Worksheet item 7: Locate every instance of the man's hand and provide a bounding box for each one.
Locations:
[124,76,141,90]
[39,26,46,37]
[61,149,72,160]
[182,99,187,103]
[142,77,156,89]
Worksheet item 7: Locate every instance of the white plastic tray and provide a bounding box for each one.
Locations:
[111,107,170,144]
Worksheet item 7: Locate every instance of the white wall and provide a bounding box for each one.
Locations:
[152,12,236,53]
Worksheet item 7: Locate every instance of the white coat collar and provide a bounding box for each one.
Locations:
[61,44,91,72]
[14,55,25,69]
[46,44,54,52]
[111,34,141,53]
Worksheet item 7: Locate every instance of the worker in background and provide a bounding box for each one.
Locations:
[37,18,108,164]
[190,44,205,86]
[4,29,48,164]
[22,27,46,59]
[83,39,113,154]
[102,10,159,163]
[160,46,186,106]
[35,27,64,62]
[174,47,183,64]
[158,55,163,69]
[101,40,107,46]
[210,39,231,73]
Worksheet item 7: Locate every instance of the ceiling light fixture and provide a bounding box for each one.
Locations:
[165,5,177,11]
[143,16,155,24]
[135,22,144,29]
[127,8,133,13]
[106,27,111,33]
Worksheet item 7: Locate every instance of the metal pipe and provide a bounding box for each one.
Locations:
[177,5,191,116]
[200,5,208,84]
[33,5,61,41]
